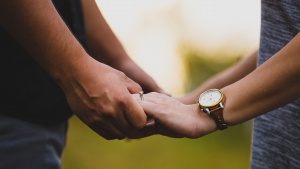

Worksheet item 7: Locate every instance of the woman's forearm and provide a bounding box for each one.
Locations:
[181,50,258,104]
[222,34,300,126]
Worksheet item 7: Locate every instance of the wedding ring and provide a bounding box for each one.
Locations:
[139,91,144,101]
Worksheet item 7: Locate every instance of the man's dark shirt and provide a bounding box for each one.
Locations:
[0,0,86,124]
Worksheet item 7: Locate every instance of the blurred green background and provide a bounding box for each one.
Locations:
[62,45,252,169]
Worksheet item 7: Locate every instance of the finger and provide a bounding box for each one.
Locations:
[140,101,186,138]
[141,80,162,94]
[131,94,140,101]
[127,125,158,139]
[123,93,147,129]
[142,92,169,104]
[110,108,156,137]
[93,129,115,140]
[96,126,126,140]
[91,118,126,140]
[124,77,142,94]
[131,94,155,126]
[146,118,155,126]
[139,100,185,130]
[108,109,138,136]
[139,101,161,119]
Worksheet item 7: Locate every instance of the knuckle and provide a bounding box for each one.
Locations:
[86,114,102,126]
[118,71,127,79]
[99,106,115,117]
[114,92,125,101]
[94,101,116,117]
[113,94,130,109]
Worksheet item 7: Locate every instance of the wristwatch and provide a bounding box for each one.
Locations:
[198,89,228,130]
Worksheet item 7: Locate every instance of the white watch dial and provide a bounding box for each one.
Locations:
[199,89,222,107]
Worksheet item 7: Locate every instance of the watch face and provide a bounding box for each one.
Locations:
[199,89,223,107]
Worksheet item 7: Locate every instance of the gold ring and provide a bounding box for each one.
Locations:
[139,91,144,101]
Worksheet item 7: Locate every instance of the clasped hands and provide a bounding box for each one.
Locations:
[128,92,217,139]
[63,59,216,140]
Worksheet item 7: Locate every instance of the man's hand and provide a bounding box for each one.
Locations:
[130,92,217,139]
[0,0,148,140]
[60,58,147,140]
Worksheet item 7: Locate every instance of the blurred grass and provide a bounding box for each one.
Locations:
[62,46,252,169]
[62,117,252,169]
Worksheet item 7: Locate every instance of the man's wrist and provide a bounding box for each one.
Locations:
[52,50,93,87]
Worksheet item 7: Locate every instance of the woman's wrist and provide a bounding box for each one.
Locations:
[220,86,249,127]
[189,104,218,136]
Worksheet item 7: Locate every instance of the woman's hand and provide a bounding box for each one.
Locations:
[131,92,217,139]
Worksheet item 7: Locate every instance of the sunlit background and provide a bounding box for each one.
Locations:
[62,0,261,169]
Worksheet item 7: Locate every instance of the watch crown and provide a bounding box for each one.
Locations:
[220,102,224,108]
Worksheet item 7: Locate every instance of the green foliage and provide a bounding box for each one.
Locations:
[180,44,242,92]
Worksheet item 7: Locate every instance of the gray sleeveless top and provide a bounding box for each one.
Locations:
[251,1,300,168]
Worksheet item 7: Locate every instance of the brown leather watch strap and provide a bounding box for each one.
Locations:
[210,106,228,130]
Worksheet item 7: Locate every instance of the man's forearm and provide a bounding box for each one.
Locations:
[0,0,90,82]
[81,0,165,93]
[222,34,300,125]
[82,0,130,67]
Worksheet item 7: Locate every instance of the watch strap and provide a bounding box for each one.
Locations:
[209,103,228,130]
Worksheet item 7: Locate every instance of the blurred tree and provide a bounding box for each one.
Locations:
[179,43,243,93]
